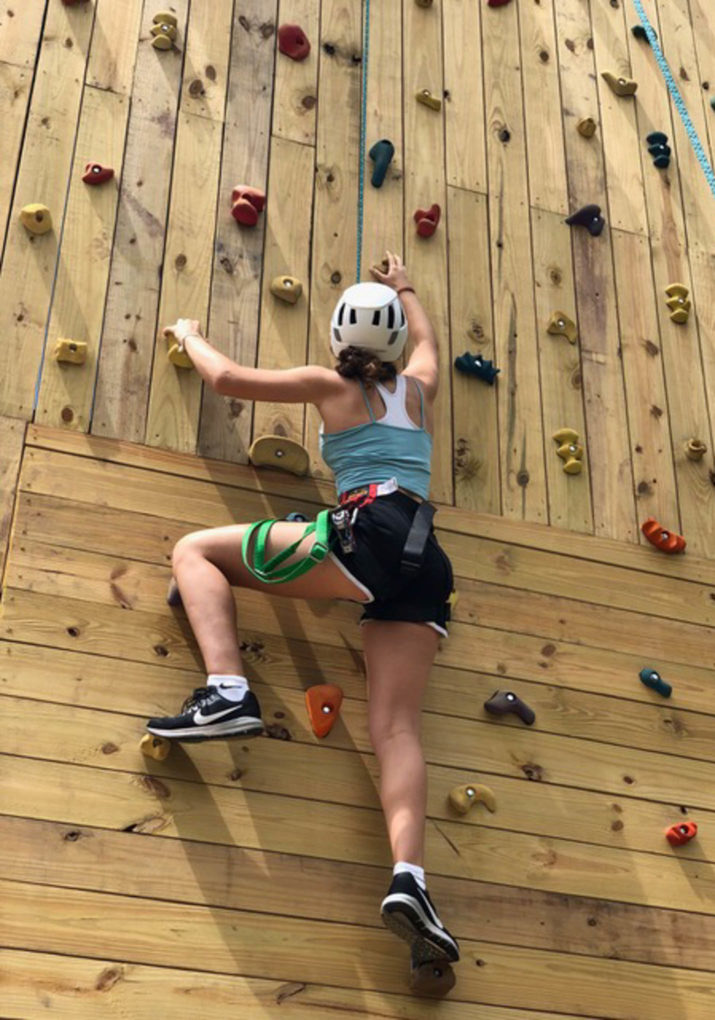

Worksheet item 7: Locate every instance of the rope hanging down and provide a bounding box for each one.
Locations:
[631,0,715,198]
[356,0,371,281]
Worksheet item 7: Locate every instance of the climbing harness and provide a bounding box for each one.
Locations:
[356,0,371,280]
[631,0,715,198]
[242,510,334,584]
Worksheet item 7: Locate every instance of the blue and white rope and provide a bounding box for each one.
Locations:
[356,0,371,281]
[632,0,715,198]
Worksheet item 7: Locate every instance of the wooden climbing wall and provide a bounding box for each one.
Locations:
[0,0,713,549]
[2,426,715,1017]
[1,0,715,1016]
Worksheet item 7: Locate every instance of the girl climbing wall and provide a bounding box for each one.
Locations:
[146,250,460,971]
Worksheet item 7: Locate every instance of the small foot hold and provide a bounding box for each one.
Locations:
[62,0,90,5]
[552,427,584,474]
[410,955,456,998]
[416,89,442,111]
[547,311,578,344]
[270,275,303,304]
[20,204,52,235]
[664,282,690,324]
[285,511,309,522]
[566,203,604,236]
[166,577,183,608]
[414,0,434,7]
[305,683,343,738]
[631,24,656,43]
[685,438,707,461]
[454,351,499,384]
[249,434,309,475]
[151,20,177,49]
[414,203,441,238]
[164,329,193,369]
[54,339,87,365]
[278,23,311,61]
[140,733,171,761]
[639,668,672,698]
[153,11,178,28]
[368,139,395,188]
[448,783,497,815]
[487,0,513,7]
[82,162,115,185]
[601,71,638,97]
[576,117,597,138]
[666,821,697,847]
[231,185,266,227]
[484,689,535,726]
[641,517,686,554]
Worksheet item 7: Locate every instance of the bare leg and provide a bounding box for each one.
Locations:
[363,620,439,865]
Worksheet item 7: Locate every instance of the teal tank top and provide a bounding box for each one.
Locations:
[319,375,433,499]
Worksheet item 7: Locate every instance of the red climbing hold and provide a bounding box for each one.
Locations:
[278,24,311,61]
[62,0,89,5]
[414,203,441,238]
[641,517,686,554]
[665,821,697,847]
[230,186,266,227]
[82,163,114,185]
[487,0,513,6]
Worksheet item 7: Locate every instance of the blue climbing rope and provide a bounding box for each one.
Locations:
[356,0,371,281]
[631,0,715,198]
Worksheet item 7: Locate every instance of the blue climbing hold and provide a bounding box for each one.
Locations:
[639,668,672,698]
[455,352,500,385]
[369,139,395,188]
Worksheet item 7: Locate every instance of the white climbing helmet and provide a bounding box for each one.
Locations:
[330,282,408,363]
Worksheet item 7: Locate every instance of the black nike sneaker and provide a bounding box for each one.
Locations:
[381,872,460,964]
[146,685,264,742]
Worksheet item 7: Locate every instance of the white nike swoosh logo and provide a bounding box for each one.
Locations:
[193,705,242,724]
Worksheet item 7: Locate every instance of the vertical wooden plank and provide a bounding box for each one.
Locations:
[554,0,636,541]
[273,0,318,146]
[92,0,188,443]
[448,187,499,516]
[590,0,648,235]
[145,1,234,452]
[402,0,452,504]
[180,0,233,122]
[0,63,32,255]
[625,0,714,556]
[198,0,278,462]
[251,139,314,450]
[144,111,224,451]
[0,416,24,582]
[35,87,128,432]
[86,0,143,95]
[362,0,402,265]
[0,0,47,67]
[518,0,569,215]
[304,0,362,482]
[443,0,486,194]
[611,229,679,533]
[482,0,546,522]
[531,210,592,533]
[0,1,94,420]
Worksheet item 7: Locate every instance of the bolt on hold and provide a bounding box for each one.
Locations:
[484,689,535,726]
[646,131,671,169]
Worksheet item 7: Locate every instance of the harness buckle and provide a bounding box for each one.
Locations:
[330,507,357,554]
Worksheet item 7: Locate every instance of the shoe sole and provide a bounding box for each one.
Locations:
[381,896,459,964]
[146,718,264,742]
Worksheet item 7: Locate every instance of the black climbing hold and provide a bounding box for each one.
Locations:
[368,139,395,189]
[285,511,309,522]
[639,668,672,698]
[631,24,656,43]
[653,154,670,169]
[647,143,671,157]
[646,131,668,146]
[454,351,500,385]
[645,133,671,170]
[484,689,536,726]
[566,204,605,237]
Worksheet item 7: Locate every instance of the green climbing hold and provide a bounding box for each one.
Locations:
[369,139,395,189]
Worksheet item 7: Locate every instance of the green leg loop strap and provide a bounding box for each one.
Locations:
[242,509,335,584]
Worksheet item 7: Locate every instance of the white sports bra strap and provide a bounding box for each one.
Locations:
[375,375,420,430]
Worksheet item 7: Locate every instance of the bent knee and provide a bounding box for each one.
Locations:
[172,530,210,569]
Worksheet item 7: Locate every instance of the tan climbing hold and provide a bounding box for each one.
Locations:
[140,733,171,761]
[601,71,638,96]
[153,10,178,27]
[416,89,442,111]
[151,21,177,40]
[270,275,303,304]
[553,428,584,474]
[666,296,691,313]
[669,306,690,324]
[577,117,597,138]
[685,438,707,461]
[54,339,87,365]
[547,310,578,344]
[164,329,193,369]
[665,282,689,299]
[249,434,309,476]
[448,783,497,815]
[20,203,52,235]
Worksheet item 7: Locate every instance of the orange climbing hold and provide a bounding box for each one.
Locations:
[641,517,686,554]
[305,683,343,738]
[231,185,266,227]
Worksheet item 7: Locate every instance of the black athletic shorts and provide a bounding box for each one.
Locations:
[328,491,455,637]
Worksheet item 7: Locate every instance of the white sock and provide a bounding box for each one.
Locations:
[393,861,426,890]
[208,674,249,702]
